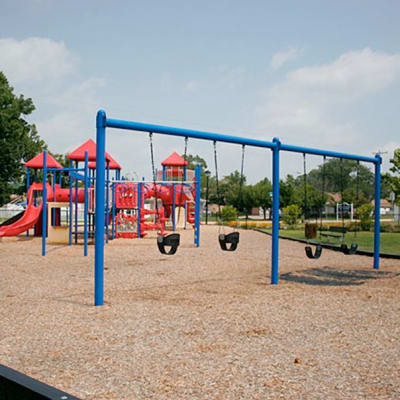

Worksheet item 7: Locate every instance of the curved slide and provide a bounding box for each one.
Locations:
[0,183,52,237]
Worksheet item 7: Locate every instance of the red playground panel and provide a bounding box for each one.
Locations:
[115,183,138,209]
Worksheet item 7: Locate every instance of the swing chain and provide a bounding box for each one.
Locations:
[149,132,156,182]
[238,144,245,212]
[177,137,189,223]
[213,141,222,220]
[320,155,326,233]
[303,153,308,222]
[354,160,360,238]
[339,158,346,241]
[149,132,159,214]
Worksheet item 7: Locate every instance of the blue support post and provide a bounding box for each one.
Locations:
[194,165,201,247]
[137,182,142,238]
[84,151,89,257]
[373,155,382,269]
[52,171,56,226]
[162,166,166,181]
[172,183,176,231]
[74,161,79,244]
[271,138,280,284]
[42,152,47,256]
[95,110,106,306]
[68,159,73,246]
[111,180,115,240]
[106,162,110,243]
[33,170,37,206]
[26,168,30,237]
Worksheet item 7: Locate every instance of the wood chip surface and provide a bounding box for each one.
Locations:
[1,226,400,399]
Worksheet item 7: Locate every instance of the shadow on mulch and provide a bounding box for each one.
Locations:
[16,236,36,241]
[280,267,400,286]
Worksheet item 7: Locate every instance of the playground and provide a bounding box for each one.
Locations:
[1,111,400,399]
[1,227,400,399]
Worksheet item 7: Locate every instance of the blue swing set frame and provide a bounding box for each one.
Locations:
[94,110,381,306]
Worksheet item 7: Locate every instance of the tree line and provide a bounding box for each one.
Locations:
[185,153,399,220]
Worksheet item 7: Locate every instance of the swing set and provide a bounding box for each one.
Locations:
[94,110,382,306]
[302,154,361,259]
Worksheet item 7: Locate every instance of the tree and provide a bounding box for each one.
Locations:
[0,72,46,205]
[306,158,374,201]
[280,175,296,208]
[281,204,301,228]
[223,170,246,211]
[240,185,257,218]
[184,154,208,171]
[183,154,209,196]
[389,149,400,205]
[253,178,272,219]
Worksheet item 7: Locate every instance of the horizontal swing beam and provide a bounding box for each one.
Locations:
[106,118,277,150]
[280,143,377,164]
[105,117,379,164]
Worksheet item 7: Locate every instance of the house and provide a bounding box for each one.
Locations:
[371,199,394,215]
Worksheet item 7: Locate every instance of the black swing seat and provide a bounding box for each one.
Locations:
[305,244,322,259]
[219,232,239,252]
[341,243,358,255]
[157,233,180,255]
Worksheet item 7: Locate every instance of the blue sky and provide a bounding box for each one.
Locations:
[1,0,400,182]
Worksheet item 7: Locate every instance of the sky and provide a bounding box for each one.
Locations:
[1,0,400,183]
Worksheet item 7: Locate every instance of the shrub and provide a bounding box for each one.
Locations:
[357,203,373,231]
[281,204,301,228]
[220,205,238,222]
[380,223,400,233]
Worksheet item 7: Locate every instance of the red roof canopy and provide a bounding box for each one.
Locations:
[161,152,188,167]
[88,153,122,170]
[68,139,111,162]
[25,152,63,169]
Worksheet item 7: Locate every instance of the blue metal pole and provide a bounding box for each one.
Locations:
[33,170,37,207]
[68,159,73,246]
[84,151,89,257]
[111,180,115,240]
[95,110,106,306]
[106,162,110,243]
[42,151,47,256]
[137,182,142,238]
[52,171,56,226]
[271,138,280,284]
[26,168,30,237]
[162,166,166,181]
[277,143,377,164]
[194,165,201,247]
[106,118,276,150]
[172,183,176,231]
[74,161,79,244]
[373,155,382,269]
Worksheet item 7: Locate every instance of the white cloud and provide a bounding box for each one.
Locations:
[0,37,106,155]
[0,37,77,84]
[287,48,400,98]
[270,47,302,70]
[257,48,400,155]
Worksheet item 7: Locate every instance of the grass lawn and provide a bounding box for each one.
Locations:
[262,228,400,255]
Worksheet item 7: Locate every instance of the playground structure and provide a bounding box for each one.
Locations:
[0,140,201,258]
[93,109,382,306]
